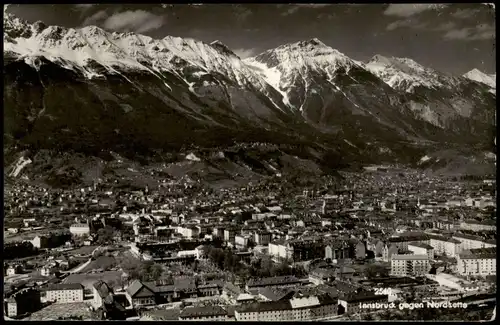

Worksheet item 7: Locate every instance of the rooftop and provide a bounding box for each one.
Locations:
[392,254,429,261]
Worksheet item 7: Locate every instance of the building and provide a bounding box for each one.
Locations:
[235,235,250,249]
[5,288,41,317]
[125,280,156,308]
[459,220,496,232]
[390,255,430,277]
[408,242,434,260]
[69,223,90,236]
[382,243,399,262]
[176,226,199,239]
[235,294,337,321]
[254,231,271,246]
[44,283,84,303]
[325,242,350,260]
[179,306,228,321]
[452,234,496,252]
[6,264,22,276]
[309,268,336,285]
[224,228,237,243]
[31,235,50,249]
[456,247,496,277]
[92,280,114,309]
[388,234,429,250]
[246,276,302,292]
[268,242,293,261]
[428,235,461,257]
[338,291,388,315]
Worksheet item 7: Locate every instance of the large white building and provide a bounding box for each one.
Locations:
[408,242,434,260]
[452,234,496,252]
[456,247,496,277]
[391,255,430,277]
[69,223,90,236]
[268,242,293,261]
[427,235,461,257]
[459,220,496,232]
[44,283,84,304]
[176,226,199,239]
[235,294,337,321]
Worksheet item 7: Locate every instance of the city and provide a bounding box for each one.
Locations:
[3,165,496,321]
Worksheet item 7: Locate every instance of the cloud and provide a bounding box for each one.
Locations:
[443,23,495,41]
[451,9,479,19]
[386,19,428,31]
[233,48,256,59]
[102,10,166,33]
[281,4,333,16]
[384,4,448,17]
[82,10,108,27]
[74,4,95,10]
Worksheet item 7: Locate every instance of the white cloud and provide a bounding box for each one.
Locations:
[384,4,448,17]
[386,19,428,31]
[233,48,256,59]
[443,23,495,41]
[74,4,95,10]
[451,9,479,19]
[103,10,165,33]
[82,10,108,27]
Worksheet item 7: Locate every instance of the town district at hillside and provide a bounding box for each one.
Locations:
[3,165,496,321]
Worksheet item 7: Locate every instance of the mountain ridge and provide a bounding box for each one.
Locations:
[3,13,496,185]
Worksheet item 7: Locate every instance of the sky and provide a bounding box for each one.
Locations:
[4,3,496,75]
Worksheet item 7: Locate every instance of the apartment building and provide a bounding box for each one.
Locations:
[5,288,41,317]
[391,255,430,277]
[44,283,84,303]
[268,242,293,261]
[69,222,90,236]
[245,275,302,292]
[459,220,496,232]
[408,242,434,260]
[456,247,496,276]
[179,306,228,321]
[235,294,337,321]
[452,234,496,252]
[426,234,461,257]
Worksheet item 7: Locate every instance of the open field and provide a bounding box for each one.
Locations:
[80,255,117,273]
[63,271,125,290]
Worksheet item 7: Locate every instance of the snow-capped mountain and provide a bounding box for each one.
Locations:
[365,55,459,93]
[4,12,283,103]
[3,13,496,169]
[245,39,361,109]
[463,68,496,90]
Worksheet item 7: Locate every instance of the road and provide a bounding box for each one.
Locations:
[65,246,102,274]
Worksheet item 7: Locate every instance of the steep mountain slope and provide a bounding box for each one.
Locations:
[463,68,496,91]
[364,55,496,142]
[3,13,496,184]
[4,13,308,157]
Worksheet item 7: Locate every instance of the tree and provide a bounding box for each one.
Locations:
[96,225,116,245]
[364,264,389,279]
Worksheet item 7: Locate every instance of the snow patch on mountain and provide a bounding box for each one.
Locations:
[3,13,274,95]
[245,39,363,110]
[365,55,456,93]
[463,68,496,89]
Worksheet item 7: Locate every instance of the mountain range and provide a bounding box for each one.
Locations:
[3,13,496,184]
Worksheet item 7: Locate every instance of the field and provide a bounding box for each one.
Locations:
[26,302,95,320]
[80,255,117,273]
[63,270,125,290]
